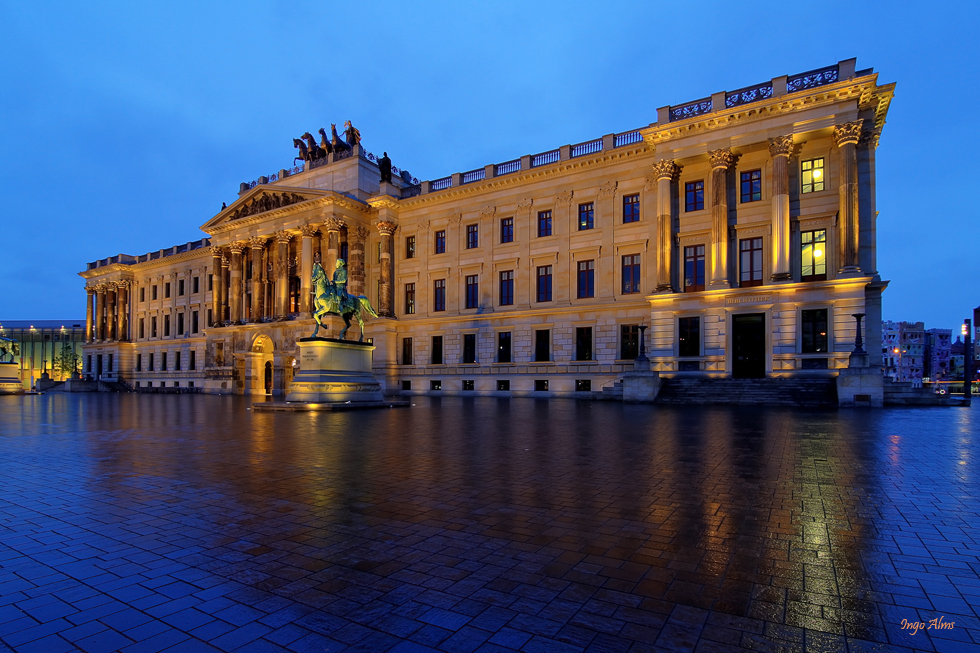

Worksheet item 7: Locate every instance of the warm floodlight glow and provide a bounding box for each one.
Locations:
[812,169,823,179]
[813,247,823,258]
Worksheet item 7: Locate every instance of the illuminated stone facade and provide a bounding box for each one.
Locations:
[80,58,894,397]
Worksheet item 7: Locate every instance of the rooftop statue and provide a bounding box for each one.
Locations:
[344,121,361,147]
[310,258,378,341]
[293,137,310,165]
[379,151,393,183]
[330,123,351,153]
[317,127,334,155]
[0,337,19,364]
[301,131,327,161]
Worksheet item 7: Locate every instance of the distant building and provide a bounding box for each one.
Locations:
[881,321,924,383]
[0,320,86,389]
[950,336,965,379]
[924,328,952,381]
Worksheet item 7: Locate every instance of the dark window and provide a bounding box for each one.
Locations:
[405,283,416,314]
[431,336,443,364]
[193,276,199,294]
[289,276,301,313]
[536,266,553,302]
[191,311,198,334]
[678,317,700,357]
[684,245,706,292]
[801,158,825,193]
[578,203,594,231]
[148,353,154,371]
[433,280,445,312]
[498,332,512,363]
[402,338,413,365]
[575,379,592,391]
[165,283,171,299]
[497,379,510,391]
[152,285,158,301]
[622,254,641,294]
[739,237,763,287]
[139,318,145,339]
[140,287,145,303]
[499,270,514,306]
[177,313,185,336]
[108,354,113,373]
[740,170,762,203]
[462,333,477,364]
[175,351,181,371]
[462,380,475,391]
[534,330,550,362]
[206,309,212,327]
[151,317,157,338]
[685,180,704,212]
[136,353,142,371]
[534,380,548,392]
[623,194,640,223]
[189,350,196,370]
[575,327,593,361]
[466,224,479,249]
[465,275,479,309]
[178,279,185,296]
[435,230,446,254]
[406,235,416,259]
[430,380,442,391]
[500,217,514,243]
[161,352,168,371]
[164,315,171,337]
[577,260,595,298]
[801,230,827,281]
[401,380,411,391]
[621,324,640,359]
[801,309,829,353]
[340,241,348,261]
[208,274,213,292]
[537,210,552,237]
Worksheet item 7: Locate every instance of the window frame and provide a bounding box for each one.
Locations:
[404,282,416,314]
[678,316,701,357]
[537,210,552,237]
[434,230,446,254]
[536,265,553,302]
[534,329,550,362]
[801,308,829,353]
[623,193,640,223]
[576,259,595,299]
[685,180,704,212]
[466,224,479,249]
[740,169,762,203]
[406,235,416,259]
[574,326,593,361]
[462,333,477,364]
[497,331,512,363]
[739,237,764,288]
[500,217,514,243]
[620,324,640,360]
[684,245,706,292]
[622,254,641,294]
[801,229,828,282]
[431,335,443,365]
[402,337,413,365]
[801,157,825,194]
[464,275,479,309]
[578,202,594,231]
[433,279,446,312]
[499,270,514,306]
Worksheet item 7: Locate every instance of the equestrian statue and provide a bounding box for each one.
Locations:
[310,257,378,341]
[0,337,18,364]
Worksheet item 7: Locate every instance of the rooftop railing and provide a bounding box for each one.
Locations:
[570,138,603,158]
[461,168,486,184]
[531,148,560,167]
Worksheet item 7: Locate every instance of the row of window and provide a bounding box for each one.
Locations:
[139,276,207,303]
[135,350,198,372]
[138,310,202,339]
[409,379,593,392]
[684,159,824,212]
[135,381,195,389]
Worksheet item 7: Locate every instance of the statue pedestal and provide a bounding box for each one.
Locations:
[284,338,384,403]
[0,361,24,394]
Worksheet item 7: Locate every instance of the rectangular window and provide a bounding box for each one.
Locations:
[431,336,443,364]
[462,380,474,391]
[497,380,510,391]
[136,353,142,372]
[622,254,641,294]
[140,287,145,303]
[499,270,514,306]
[189,350,196,370]
[149,353,155,371]
[430,380,442,391]
[139,318,145,339]
[497,332,512,363]
[739,237,763,287]
[577,260,595,298]
[402,337,413,365]
[801,230,827,281]
[685,180,704,212]
[206,309,212,327]
[165,283,171,299]
[177,313,185,336]
[534,380,548,392]
[161,352,168,371]
[401,380,411,391]
[193,276,199,294]
[678,317,701,357]
[623,194,640,223]
[164,315,171,337]
[801,309,829,353]
[405,283,416,314]
[575,327,593,361]
[175,351,182,371]
[433,280,446,312]
[536,266,553,302]
[801,158,825,193]
[462,333,477,364]
[575,379,592,391]
[534,330,550,362]
[740,170,762,203]
[151,317,157,338]
[500,217,514,243]
[208,274,213,291]
[621,324,640,360]
[406,235,416,259]
[434,230,446,254]
[578,203,594,231]
[466,224,478,249]
[537,210,552,237]
[108,354,113,373]
[152,285,158,301]
[191,311,199,334]
[465,275,479,309]
[684,245,706,292]
[178,279,185,296]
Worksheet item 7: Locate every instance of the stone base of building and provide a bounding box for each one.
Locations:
[837,367,884,407]
[0,362,24,394]
[284,338,384,403]
[622,370,661,402]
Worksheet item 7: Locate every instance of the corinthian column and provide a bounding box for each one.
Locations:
[210,247,222,326]
[768,136,793,281]
[653,160,680,292]
[835,120,863,274]
[348,225,369,297]
[377,220,397,316]
[106,286,117,341]
[116,282,128,341]
[220,254,230,324]
[229,242,245,324]
[85,287,94,342]
[300,224,316,314]
[708,148,736,288]
[323,215,344,274]
[248,238,266,321]
[275,231,291,318]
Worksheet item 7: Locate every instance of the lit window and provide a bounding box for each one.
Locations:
[578,203,594,231]
[801,158,824,193]
[801,230,827,281]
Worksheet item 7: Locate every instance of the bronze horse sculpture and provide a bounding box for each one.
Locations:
[317,128,333,156]
[330,123,351,153]
[293,138,310,165]
[310,259,378,341]
[301,132,327,161]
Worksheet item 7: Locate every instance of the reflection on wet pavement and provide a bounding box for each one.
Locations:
[0,394,977,652]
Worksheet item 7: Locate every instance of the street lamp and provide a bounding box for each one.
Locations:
[963,320,972,404]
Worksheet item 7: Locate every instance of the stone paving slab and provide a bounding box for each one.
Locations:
[0,394,977,652]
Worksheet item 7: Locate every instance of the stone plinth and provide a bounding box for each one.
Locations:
[284,338,384,403]
[622,370,660,403]
[837,367,884,407]
[0,362,24,394]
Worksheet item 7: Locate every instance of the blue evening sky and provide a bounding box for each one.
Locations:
[1,0,976,331]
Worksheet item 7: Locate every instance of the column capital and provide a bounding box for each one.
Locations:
[300,224,317,238]
[229,241,246,254]
[208,245,223,257]
[516,197,533,215]
[834,119,864,147]
[556,189,574,206]
[247,236,267,249]
[651,159,680,181]
[708,148,736,170]
[479,205,497,219]
[275,230,292,244]
[448,210,462,226]
[598,180,618,198]
[352,225,370,242]
[767,135,794,158]
[377,220,398,236]
[323,216,345,233]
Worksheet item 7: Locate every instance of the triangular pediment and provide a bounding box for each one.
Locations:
[201,185,324,232]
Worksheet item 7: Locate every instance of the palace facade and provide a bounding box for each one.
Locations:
[80,58,894,397]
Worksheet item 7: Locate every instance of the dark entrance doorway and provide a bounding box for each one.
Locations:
[96,354,103,379]
[732,313,766,378]
[264,361,273,394]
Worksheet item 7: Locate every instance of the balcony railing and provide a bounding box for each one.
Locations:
[669,98,712,122]
[725,82,774,109]
[787,65,839,93]
[495,159,521,176]
[531,149,560,167]
[430,176,453,191]
[571,138,603,158]
[461,168,486,184]
[614,130,643,147]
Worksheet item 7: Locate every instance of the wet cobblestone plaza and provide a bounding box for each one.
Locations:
[1,395,978,652]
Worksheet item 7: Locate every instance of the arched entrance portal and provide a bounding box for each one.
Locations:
[247,334,276,395]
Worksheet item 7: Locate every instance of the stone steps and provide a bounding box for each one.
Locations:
[656,376,838,407]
